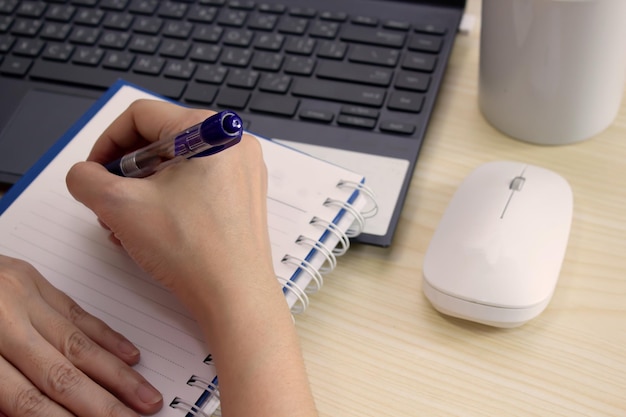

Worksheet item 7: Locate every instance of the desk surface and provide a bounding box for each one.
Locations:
[296,1,626,416]
[1,1,624,415]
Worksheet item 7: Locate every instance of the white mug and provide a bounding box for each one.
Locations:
[479,0,626,145]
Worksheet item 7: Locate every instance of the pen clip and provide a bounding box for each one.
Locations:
[190,136,242,158]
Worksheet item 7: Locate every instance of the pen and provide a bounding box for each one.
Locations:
[105,110,243,178]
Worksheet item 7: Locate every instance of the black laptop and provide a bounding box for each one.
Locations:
[0,0,466,246]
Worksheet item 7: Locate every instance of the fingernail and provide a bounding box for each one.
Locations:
[137,382,163,405]
[118,339,140,357]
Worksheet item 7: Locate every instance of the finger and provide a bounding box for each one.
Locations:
[6,315,159,417]
[25,298,163,415]
[87,100,215,164]
[0,355,73,417]
[34,276,140,366]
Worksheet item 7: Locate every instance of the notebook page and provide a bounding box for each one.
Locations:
[0,83,368,415]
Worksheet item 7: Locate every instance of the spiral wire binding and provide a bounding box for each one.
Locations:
[322,198,365,237]
[170,398,212,417]
[276,275,309,314]
[187,376,220,400]
[295,235,337,273]
[309,216,350,256]
[337,180,379,219]
[282,254,324,293]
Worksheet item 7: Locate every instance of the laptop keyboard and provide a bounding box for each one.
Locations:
[0,0,453,137]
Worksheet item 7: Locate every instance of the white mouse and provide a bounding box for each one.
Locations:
[422,161,573,328]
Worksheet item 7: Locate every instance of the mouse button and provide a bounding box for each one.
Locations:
[509,176,525,191]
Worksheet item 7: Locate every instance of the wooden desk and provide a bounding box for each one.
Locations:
[296,1,626,416]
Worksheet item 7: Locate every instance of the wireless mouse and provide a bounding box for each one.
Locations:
[422,161,573,327]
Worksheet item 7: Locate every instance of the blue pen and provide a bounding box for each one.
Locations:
[105,110,243,178]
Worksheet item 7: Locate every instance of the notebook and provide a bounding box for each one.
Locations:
[0,0,467,246]
[0,80,376,417]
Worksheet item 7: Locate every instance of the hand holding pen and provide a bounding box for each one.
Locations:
[105,110,243,178]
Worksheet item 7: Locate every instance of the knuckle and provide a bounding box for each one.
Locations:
[64,330,95,361]
[14,386,47,415]
[47,361,83,396]
[67,301,88,324]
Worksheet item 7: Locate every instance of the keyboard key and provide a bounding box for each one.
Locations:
[253,33,285,51]
[133,56,164,74]
[402,52,437,72]
[29,60,186,98]
[0,56,32,76]
[348,44,400,67]
[192,25,223,43]
[163,21,194,39]
[42,43,75,62]
[13,39,45,57]
[288,7,316,18]
[73,47,105,66]
[387,91,424,113]
[317,40,347,59]
[277,17,308,35]
[395,71,430,92]
[408,34,443,53]
[217,10,248,27]
[46,5,77,22]
[100,31,131,49]
[195,64,228,83]
[102,51,134,70]
[309,21,338,39]
[40,22,72,41]
[299,108,334,123]
[17,1,47,18]
[248,13,278,31]
[189,44,221,63]
[220,47,252,66]
[185,81,219,104]
[163,60,196,80]
[10,18,42,36]
[188,5,219,23]
[292,78,385,107]
[337,115,376,129]
[380,120,416,135]
[129,35,160,53]
[340,105,379,119]
[258,4,286,14]
[259,73,291,93]
[284,37,315,55]
[158,2,189,19]
[383,20,410,31]
[129,0,159,15]
[226,68,259,88]
[250,92,299,117]
[316,60,392,87]
[223,29,254,47]
[284,56,315,75]
[414,22,447,35]
[251,51,283,71]
[341,25,405,48]
[133,17,163,35]
[159,39,191,58]
[216,87,250,108]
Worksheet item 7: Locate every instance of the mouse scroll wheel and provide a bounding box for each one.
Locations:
[510,176,526,191]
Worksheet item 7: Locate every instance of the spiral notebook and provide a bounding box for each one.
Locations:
[0,80,376,417]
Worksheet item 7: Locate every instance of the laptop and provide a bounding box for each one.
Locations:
[0,0,466,246]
